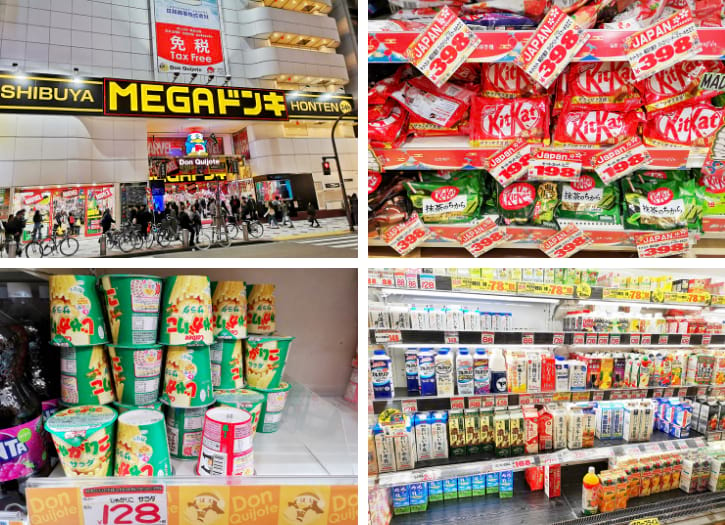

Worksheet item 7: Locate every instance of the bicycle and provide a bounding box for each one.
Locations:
[196,221,231,250]
[242,219,264,239]
[25,229,79,257]
[103,227,135,253]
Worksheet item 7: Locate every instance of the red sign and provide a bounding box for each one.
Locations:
[457,218,509,257]
[540,224,594,258]
[148,136,223,157]
[635,228,690,258]
[528,149,583,181]
[592,136,652,184]
[487,139,531,187]
[232,129,250,160]
[381,212,432,256]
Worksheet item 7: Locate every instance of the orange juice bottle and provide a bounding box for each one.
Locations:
[640,462,652,497]
[615,470,628,510]
[583,466,600,515]
[627,463,641,498]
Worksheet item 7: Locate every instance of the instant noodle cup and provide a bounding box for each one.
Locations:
[44,405,117,477]
[161,345,214,408]
[108,345,163,405]
[98,275,163,346]
[248,382,291,433]
[197,407,253,476]
[159,275,213,345]
[244,336,294,389]
[246,284,275,334]
[114,400,162,415]
[215,389,264,433]
[59,345,115,405]
[164,406,205,459]
[50,275,108,346]
[211,281,247,339]
[211,339,244,390]
[115,409,171,476]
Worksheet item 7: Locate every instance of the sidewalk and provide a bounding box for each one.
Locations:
[24,217,354,258]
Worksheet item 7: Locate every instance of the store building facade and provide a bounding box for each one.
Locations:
[0,0,357,238]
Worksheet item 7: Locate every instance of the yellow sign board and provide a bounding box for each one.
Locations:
[517,282,575,298]
[652,290,711,305]
[602,288,652,302]
[711,295,725,306]
[629,518,661,525]
[474,279,517,294]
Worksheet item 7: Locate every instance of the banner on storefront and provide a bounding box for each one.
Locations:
[148,136,223,157]
[0,73,356,121]
[151,0,226,75]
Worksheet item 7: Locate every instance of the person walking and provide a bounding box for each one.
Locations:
[13,209,26,255]
[350,193,358,226]
[265,201,279,228]
[101,209,115,234]
[281,200,294,228]
[31,210,43,241]
[179,204,194,248]
[191,204,203,248]
[307,202,320,228]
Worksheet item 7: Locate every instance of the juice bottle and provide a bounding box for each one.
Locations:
[582,466,600,515]
[456,348,474,395]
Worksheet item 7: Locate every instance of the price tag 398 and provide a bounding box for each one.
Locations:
[635,228,690,258]
[514,5,590,89]
[487,139,531,187]
[592,137,652,185]
[457,218,509,257]
[405,6,480,87]
[624,8,702,81]
[528,149,582,181]
[381,213,432,256]
[540,224,594,258]
[82,485,168,525]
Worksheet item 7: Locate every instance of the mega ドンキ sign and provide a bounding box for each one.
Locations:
[0,72,355,121]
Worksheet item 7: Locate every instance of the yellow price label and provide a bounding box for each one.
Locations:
[602,288,651,302]
[518,282,575,297]
[575,283,591,299]
[711,295,725,306]
[655,291,711,304]
[479,279,517,294]
[629,518,661,525]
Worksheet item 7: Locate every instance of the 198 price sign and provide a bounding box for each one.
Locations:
[592,137,652,185]
[83,485,168,525]
[487,139,531,187]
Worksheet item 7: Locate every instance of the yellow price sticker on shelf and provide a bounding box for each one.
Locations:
[518,282,575,298]
[630,518,661,525]
[602,288,652,302]
[575,283,591,299]
[82,485,168,525]
[711,295,725,306]
[654,291,711,304]
[477,279,517,294]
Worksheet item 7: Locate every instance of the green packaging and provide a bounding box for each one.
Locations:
[60,345,115,405]
[427,481,443,502]
[494,410,510,458]
[98,274,163,346]
[248,382,290,433]
[448,409,466,457]
[480,408,494,454]
[244,336,295,389]
[161,345,214,408]
[510,410,525,456]
[404,171,483,224]
[211,281,247,339]
[114,401,162,414]
[458,476,472,498]
[465,408,481,455]
[443,479,458,500]
[45,405,117,477]
[558,173,621,225]
[246,284,276,334]
[50,275,108,346]
[164,406,205,459]
[211,339,244,390]
[472,474,486,496]
[115,409,171,476]
[486,472,499,494]
[498,181,559,228]
[108,345,163,405]
[158,275,213,345]
[215,389,264,433]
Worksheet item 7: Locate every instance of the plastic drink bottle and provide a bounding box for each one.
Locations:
[418,349,437,396]
[405,348,420,394]
[455,348,474,395]
[473,348,490,394]
[435,348,454,396]
[490,348,507,394]
[370,349,393,399]
[582,466,600,515]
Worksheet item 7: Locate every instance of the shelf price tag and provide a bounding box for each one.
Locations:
[514,5,590,89]
[540,224,593,258]
[653,388,664,398]
[592,391,605,401]
[481,395,495,408]
[553,392,571,402]
[381,270,394,287]
[711,295,725,306]
[522,333,534,345]
[82,485,168,525]
[697,386,707,397]
[681,334,691,345]
[573,333,585,345]
[636,228,690,258]
[586,334,597,345]
[444,332,459,344]
[478,279,517,294]
[517,282,575,297]
[487,139,532,187]
[598,334,609,345]
[405,6,480,87]
[495,395,509,407]
[702,334,712,345]
[406,271,419,289]
[468,397,482,409]
[592,137,652,185]
[659,335,669,345]
[528,149,583,182]
[571,391,590,402]
[411,469,439,483]
[624,8,702,82]
[641,334,652,345]
[553,333,565,345]
[375,329,402,344]
[652,289,710,304]
[420,274,436,290]
[519,394,533,405]
[664,387,675,398]
[631,334,641,345]
[512,457,534,469]
[610,335,621,345]
[457,219,510,257]
[602,287,651,302]
[401,400,418,413]
[451,397,465,410]
[481,332,495,344]
[381,213,432,256]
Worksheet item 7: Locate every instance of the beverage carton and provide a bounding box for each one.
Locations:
[595,403,612,440]
[443,479,458,500]
[551,407,567,450]
[523,406,539,454]
[368,426,378,475]
[538,407,553,451]
[472,474,486,496]
[448,409,466,457]
[392,486,410,515]
[409,482,428,513]
[569,360,587,390]
[544,463,561,498]
[509,409,525,456]
[486,472,499,494]
[541,352,555,392]
[427,480,443,502]
[494,410,510,457]
[567,408,584,449]
[464,408,481,455]
[499,470,514,498]
[414,412,433,461]
[430,411,449,459]
[480,408,495,454]
[582,408,596,448]
[527,351,541,393]
[458,476,472,498]
[374,425,396,472]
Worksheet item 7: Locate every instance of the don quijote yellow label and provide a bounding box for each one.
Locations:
[26,487,81,525]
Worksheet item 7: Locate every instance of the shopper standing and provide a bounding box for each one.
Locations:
[281,200,294,228]
[101,209,115,234]
[307,202,320,228]
[14,210,26,255]
[266,201,279,228]
[31,210,43,241]
[179,204,194,247]
[350,193,358,226]
[191,204,202,248]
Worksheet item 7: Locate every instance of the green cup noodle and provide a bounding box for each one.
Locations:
[161,345,214,408]
[248,382,291,433]
[50,275,108,346]
[159,276,213,346]
[164,406,206,459]
[98,275,163,346]
[113,401,163,415]
[211,339,244,390]
[60,345,115,406]
[108,345,164,406]
[214,389,264,433]
[211,281,247,339]
[44,405,117,477]
[115,409,171,476]
[244,336,294,390]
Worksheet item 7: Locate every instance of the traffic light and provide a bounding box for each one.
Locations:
[322,159,331,175]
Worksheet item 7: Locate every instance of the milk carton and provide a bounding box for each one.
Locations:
[486,472,499,494]
[430,411,449,459]
[427,480,443,502]
[409,482,428,512]
[392,486,410,515]
[414,412,433,461]
[374,424,396,472]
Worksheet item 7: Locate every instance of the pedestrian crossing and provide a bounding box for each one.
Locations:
[292,233,358,250]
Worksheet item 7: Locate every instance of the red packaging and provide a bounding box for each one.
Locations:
[523,406,539,454]
[643,103,725,149]
[462,0,547,20]
[541,353,556,392]
[409,76,477,106]
[585,355,601,389]
[470,96,550,147]
[390,81,468,128]
[409,113,469,137]
[197,406,253,476]
[538,407,554,451]
[637,61,725,114]
[525,467,544,490]
[369,101,409,148]
[482,63,545,98]
[564,62,641,112]
[553,110,643,148]
[451,63,480,84]
[545,464,561,498]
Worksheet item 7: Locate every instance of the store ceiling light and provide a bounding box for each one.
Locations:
[376,288,560,304]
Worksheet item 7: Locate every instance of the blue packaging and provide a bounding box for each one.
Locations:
[418,349,437,396]
[486,472,499,494]
[392,486,410,515]
[428,480,443,502]
[405,349,420,394]
[409,482,428,512]
[458,476,472,498]
[370,349,393,399]
[499,470,513,498]
[472,474,486,496]
[443,478,458,500]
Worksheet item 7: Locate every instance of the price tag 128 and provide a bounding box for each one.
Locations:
[457,218,509,257]
[487,139,531,187]
[592,137,652,185]
[635,228,690,258]
[405,6,480,87]
[381,213,432,256]
[528,149,583,181]
[514,5,590,89]
[83,485,168,525]
[624,8,702,81]
[540,224,594,258]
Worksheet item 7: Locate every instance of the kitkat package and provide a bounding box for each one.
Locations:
[553,110,643,148]
[698,166,725,216]
[497,181,559,229]
[470,96,550,147]
[404,172,483,223]
[643,103,725,149]
[563,63,641,113]
[558,173,621,225]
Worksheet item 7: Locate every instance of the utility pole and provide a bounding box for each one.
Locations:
[330,107,356,233]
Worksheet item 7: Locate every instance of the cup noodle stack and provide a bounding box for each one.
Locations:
[44,274,294,478]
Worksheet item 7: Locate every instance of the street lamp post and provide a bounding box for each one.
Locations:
[330,111,355,233]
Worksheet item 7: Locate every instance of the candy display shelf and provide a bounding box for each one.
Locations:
[368,24,725,63]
